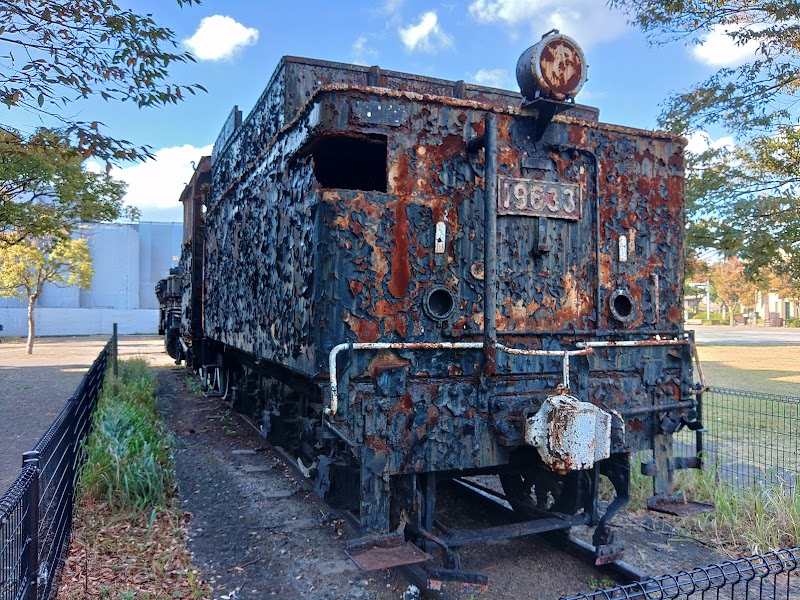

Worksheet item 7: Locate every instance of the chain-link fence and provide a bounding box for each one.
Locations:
[560,547,800,599]
[699,387,799,492]
[0,331,115,600]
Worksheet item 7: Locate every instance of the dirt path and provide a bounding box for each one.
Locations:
[157,368,400,599]
[0,335,173,494]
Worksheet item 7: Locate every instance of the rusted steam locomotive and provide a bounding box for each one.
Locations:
[159,31,706,583]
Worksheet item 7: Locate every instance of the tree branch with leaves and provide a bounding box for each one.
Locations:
[612,0,800,285]
[0,127,131,245]
[0,0,205,162]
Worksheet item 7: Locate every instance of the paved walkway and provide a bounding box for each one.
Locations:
[692,324,800,345]
[0,335,174,495]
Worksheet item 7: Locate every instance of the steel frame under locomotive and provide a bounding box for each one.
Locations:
[159,32,707,584]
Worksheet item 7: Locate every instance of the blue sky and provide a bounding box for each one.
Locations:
[7,0,754,222]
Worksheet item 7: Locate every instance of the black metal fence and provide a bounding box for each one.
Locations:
[699,387,800,491]
[0,333,115,600]
[560,547,800,599]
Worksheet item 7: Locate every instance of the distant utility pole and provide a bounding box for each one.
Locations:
[690,281,711,320]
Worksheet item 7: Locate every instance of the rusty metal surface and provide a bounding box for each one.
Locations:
[517,32,587,102]
[427,568,489,594]
[192,52,697,539]
[647,497,715,517]
[346,540,431,571]
[443,514,587,548]
[176,156,211,369]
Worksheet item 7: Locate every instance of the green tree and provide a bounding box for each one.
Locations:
[0,0,205,162]
[611,1,800,280]
[0,128,129,244]
[710,257,758,325]
[0,236,93,354]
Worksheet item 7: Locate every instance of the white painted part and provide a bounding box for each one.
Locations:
[435,221,446,254]
[576,338,687,348]
[0,308,158,336]
[619,235,628,263]
[494,343,593,390]
[326,341,484,417]
[525,394,613,472]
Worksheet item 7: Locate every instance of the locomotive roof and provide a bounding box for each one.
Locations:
[213,55,684,163]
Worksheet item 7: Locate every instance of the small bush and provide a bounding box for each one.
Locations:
[80,359,175,512]
[701,319,722,326]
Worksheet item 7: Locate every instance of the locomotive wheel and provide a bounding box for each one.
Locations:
[500,446,589,517]
[203,366,229,398]
[499,470,582,516]
[198,365,210,391]
[164,331,180,361]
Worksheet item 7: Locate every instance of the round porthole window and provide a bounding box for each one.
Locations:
[424,287,456,321]
[609,289,636,324]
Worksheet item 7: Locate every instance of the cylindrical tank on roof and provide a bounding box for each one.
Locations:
[517,30,587,102]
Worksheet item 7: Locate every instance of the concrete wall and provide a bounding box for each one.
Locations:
[0,308,158,336]
[0,222,181,336]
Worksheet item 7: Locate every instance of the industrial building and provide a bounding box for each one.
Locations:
[0,222,181,336]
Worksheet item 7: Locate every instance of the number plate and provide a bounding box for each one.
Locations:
[498,178,581,220]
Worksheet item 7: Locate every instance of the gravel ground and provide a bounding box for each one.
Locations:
[157,367,400,600]
[0,335,173,494]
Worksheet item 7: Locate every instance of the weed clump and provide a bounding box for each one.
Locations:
[681,469,800,553]
[620,453,800,554]
[80,358,175,512]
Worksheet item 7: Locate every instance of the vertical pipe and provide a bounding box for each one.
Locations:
[112,322,118,380]
[423,473,436,533]
[696,390,704,468]
[590,152,602,329]
[483,113,498,376]
[22,450,40,599]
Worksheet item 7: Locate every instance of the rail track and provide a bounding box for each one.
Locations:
[160,369,720,600]
[228,400,647,599]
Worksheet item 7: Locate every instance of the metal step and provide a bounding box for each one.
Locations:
[347,540,431,571]
[647,497,714,517]
[443,513,588,548]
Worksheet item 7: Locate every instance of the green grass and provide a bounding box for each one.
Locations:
[620,453,800,554]
[677,464,800,554]
[80,359,176,512]
[697,345,800,397]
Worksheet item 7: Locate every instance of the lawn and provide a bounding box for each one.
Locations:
[688,345,800,492]
[696,345,800,397]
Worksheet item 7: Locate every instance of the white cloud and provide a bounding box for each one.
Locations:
[379,0,405,16]
[690,24,760,67]
[472,68,512,89]
[351,35,379,65]
[685,131,735,155]
[184,15,259,62]
[93,144,213,221]
[468,0,628,47]
[399,11,454,53]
